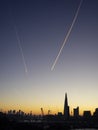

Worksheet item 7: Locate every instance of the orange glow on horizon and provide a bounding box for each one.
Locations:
[0,104,96,116]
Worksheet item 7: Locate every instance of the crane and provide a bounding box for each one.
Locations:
[48,110,51,115]
[41,108,44,116]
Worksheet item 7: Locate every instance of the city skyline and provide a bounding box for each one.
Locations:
[1,92,98,117]
[0,0,98,115]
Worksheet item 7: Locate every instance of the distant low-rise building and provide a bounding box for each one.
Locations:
[58,112,62,116]
[83,110,91,118]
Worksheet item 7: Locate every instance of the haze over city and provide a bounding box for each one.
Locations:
[0,0,98,115]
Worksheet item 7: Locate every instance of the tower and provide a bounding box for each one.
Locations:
[64,93,70,119]
[74,106,79,118]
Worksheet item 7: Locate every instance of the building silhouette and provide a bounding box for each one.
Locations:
[74,106,79,118]
[93,108,98,117]
[64,93,70,119]
[83,110,91,118]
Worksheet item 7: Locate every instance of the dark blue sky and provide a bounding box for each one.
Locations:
[0,0,98,114]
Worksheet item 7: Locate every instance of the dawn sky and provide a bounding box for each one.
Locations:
[0,0,98,115]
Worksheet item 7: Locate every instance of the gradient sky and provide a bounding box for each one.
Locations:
[0,0,98,115]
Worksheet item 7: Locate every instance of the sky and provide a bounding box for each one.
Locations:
[0,0,98,115]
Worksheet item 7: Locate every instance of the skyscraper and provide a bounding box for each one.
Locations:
[74,106,79,118]
[64,93,70,119]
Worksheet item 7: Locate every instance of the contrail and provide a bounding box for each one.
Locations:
[51,0,83,71]
[8,8,28,74]
[14,25,28,74]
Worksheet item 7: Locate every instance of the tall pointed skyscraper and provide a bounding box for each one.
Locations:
[64,93,70,119]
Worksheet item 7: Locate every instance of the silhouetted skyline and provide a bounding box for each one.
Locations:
[1,98,98,129]
[0,92,98,117]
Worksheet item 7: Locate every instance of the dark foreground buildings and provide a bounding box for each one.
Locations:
[0,92,98,129]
